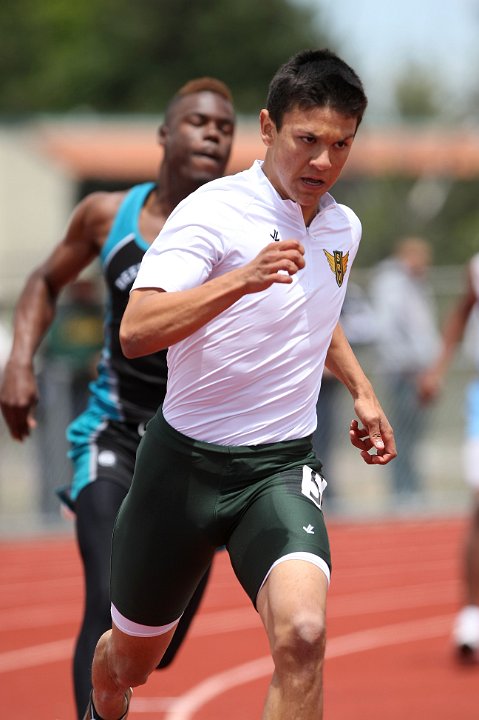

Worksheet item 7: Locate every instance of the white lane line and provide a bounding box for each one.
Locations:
[0,594,456,674]
[0,578,458,633]
[326,614,451,657]
[161,614,453,719]
[0,639,74,673]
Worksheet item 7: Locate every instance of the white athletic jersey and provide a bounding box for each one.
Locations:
[471,254,479,301]
[133,161,361,445]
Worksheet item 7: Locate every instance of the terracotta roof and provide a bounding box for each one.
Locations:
[348,128,479,177]
[34,119,479,181]
[35,120,265,181]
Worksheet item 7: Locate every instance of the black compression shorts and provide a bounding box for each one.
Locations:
[110,410,331,631]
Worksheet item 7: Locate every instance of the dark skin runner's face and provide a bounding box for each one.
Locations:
[159,91,236,187]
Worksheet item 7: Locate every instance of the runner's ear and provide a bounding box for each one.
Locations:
[259,109,276,147]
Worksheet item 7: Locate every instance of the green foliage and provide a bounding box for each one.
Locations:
[0,0,332,114]
[334,176,479,268]
[394,62,442,121]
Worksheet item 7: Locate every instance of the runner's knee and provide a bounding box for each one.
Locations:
[270,609,326,673]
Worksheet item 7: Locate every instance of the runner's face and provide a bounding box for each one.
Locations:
[160,91,235,184]
[260,105,357,224]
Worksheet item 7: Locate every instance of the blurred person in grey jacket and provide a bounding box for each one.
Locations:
[369,236,440,500]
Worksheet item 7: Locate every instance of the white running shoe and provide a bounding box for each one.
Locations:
[453,605,479,660]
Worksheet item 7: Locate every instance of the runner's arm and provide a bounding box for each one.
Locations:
[0,193,117,440]
[325,323,397,465]
[418,262,477,403]
[120,239,304,357]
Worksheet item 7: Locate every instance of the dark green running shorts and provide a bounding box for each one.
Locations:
[110,410,331,632]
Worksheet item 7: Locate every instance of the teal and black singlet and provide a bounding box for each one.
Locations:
[87,182,167,421]
[66,183,168,501]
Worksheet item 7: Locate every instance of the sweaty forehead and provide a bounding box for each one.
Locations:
[171,91,235,122]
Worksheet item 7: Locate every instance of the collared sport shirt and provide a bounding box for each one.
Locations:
[133,161,361,445]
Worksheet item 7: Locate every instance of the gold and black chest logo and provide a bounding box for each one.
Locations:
[323,250,349,287]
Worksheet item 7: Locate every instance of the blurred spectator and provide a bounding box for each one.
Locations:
[369,236,440,502]
[0,319,12,380]
[313,281,377,508]
[419,253,479,660]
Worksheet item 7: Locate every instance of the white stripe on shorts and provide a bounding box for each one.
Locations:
[257,551,331,600]
[111,603,182,637]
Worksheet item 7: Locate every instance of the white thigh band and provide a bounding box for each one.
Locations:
[257,551,331,600]
[111,603,182,637]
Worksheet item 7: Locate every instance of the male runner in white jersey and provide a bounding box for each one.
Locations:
[85,49,396,720]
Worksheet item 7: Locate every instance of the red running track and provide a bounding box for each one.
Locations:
[0,516,477,719]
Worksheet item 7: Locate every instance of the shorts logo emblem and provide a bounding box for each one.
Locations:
[301,465,327,509]
[303,524,315,534]
[270,229,280,241]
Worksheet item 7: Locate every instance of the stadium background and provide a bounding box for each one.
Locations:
[0,116,477,534]
[2,2,479,717]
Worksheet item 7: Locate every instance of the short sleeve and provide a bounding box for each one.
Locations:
[132,197,225,293]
